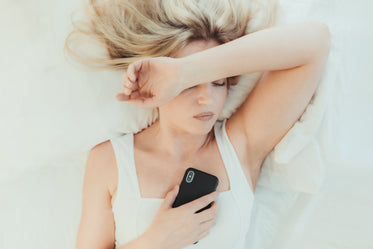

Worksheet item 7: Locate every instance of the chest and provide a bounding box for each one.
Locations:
[112,186,254,249]
[110,139,242,206]
[134,141,231,199]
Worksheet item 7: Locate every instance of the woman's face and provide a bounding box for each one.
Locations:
[158,39,228,135]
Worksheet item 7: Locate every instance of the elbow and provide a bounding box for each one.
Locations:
[316,22,331,53]
[307,22,331,61]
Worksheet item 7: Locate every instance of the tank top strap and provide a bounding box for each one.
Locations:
[214,119,254,198]
[110,133,139,199]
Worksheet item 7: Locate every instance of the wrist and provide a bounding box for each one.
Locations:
[139,231,163,249]
[176,56,202,91]
[176,51,229,91]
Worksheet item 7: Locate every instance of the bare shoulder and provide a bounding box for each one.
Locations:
[88,140,118,198]
[224,115,268,193]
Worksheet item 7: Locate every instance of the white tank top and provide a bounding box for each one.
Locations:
[110,119,255,249]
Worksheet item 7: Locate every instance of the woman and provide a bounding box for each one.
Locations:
[65,0,330,249]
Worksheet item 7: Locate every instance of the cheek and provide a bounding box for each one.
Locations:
[220,90,228,105]
[161,96,189,114]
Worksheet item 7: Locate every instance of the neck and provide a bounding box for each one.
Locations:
[149,119,214,162]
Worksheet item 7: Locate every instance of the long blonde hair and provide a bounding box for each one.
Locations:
[64,0,278,88]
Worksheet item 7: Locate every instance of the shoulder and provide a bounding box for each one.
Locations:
[86,140,118,198]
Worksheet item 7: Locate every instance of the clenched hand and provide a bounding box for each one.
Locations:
[115,57,183,108]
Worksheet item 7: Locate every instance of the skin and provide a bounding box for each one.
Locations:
[141,39,228,162]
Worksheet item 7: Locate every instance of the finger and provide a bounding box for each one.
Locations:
[122,83,138,95]
[127,64,136,82]
[115,93,130,101]
[129,91,141,100]
[127,81,139,91]
[196,230,210,242]
[183,191,219,214]
[121,85,132,96]
[116,89,140,102]
[129,59,144,82]
[128,96,156,109]
[122,76,138,90]
[195,201,218,223]
[161,185,179,209]
[199,218,216,231]
[194,219,215,243]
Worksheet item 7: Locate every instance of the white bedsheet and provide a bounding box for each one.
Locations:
[245,0,373,248]
[1,0,372,248]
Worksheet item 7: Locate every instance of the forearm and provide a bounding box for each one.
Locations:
[117,233,160,249]
[178,21,330,88]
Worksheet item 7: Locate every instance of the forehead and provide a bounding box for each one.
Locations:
[172,39,220,58]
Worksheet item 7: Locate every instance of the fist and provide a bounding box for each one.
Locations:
[115,57,183,108]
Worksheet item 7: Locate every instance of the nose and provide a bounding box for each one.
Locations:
[196,83,213,105]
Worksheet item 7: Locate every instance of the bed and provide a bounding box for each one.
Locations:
[1,0,372,248]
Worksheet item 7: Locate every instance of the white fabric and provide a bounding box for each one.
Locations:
[109,119,254,249]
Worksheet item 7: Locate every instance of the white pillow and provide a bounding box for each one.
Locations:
[255,0,342,194]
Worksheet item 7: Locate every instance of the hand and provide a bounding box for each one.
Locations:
[115,57,183,108]
[142,185,219,249]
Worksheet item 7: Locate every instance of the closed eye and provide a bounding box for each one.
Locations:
[213,81,226,86]
[185,80,225,91]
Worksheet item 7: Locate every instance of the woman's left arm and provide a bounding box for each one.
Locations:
[179,21,331,87]
[178,21,331,166]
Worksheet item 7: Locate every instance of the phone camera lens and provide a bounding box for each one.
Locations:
[186,171,195,183]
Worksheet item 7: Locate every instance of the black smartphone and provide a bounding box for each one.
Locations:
[172,167,219,213]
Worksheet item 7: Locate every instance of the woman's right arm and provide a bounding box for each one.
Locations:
[75,144,158,249]
[76,142,219,249]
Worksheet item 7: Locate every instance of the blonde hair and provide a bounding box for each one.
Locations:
[64,0,278,147]
[64,0,278,89]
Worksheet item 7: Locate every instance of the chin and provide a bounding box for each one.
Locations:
[190,121,215,134]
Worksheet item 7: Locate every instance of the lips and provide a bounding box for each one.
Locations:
[193,112,214,118]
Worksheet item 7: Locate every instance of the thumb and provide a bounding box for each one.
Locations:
[161,185,179,209]
[115,93,130,101]
[127,97,156,109]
